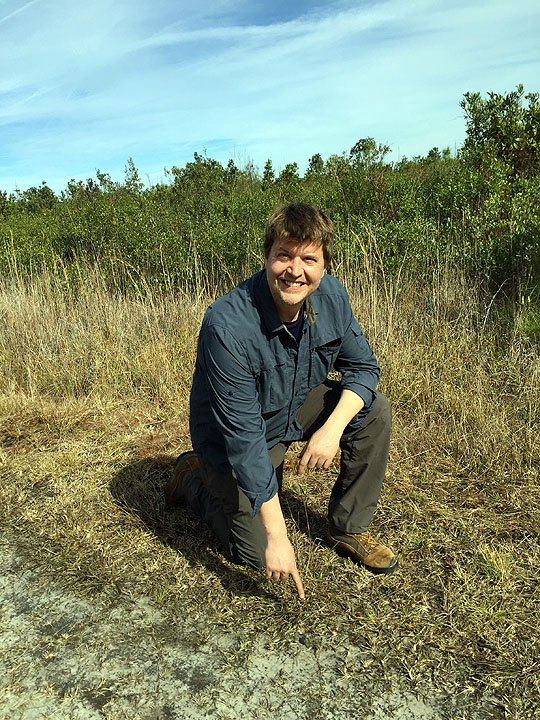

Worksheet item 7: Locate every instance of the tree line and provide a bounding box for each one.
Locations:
[1,86,539,295]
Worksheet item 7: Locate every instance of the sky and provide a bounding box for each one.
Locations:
[1,0,539,194]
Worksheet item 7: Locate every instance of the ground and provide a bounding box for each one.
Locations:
[1,534,500,720]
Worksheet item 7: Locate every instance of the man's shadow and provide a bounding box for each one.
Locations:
[109,456,327,597]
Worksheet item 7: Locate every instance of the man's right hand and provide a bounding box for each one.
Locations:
[259,494,305,599]
[265,534,305,599]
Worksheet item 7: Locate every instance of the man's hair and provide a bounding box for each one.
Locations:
[264,203,334,266]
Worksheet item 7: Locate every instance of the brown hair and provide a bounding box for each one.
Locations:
[264,203,334,266]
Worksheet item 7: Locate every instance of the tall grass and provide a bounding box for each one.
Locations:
[2,248,535,484]
[0,257,206,405]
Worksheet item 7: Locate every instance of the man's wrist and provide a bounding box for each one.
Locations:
[265,528,288,544]
[261,514,288,540]
[259,494,288,539]
[319,420,346,441]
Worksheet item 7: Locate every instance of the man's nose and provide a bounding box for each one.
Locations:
[286,257,302,276]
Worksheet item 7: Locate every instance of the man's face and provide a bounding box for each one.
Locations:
[264,238,325,321]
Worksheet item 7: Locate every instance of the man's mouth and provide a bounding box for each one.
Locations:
[280,279,304,288]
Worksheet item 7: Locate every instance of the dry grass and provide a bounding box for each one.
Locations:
[0,259,539,718]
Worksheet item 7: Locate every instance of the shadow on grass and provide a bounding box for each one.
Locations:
[109,455,326,599]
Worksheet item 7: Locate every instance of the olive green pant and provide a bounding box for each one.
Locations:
[184,382,391,569]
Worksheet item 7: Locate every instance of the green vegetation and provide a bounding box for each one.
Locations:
[1,87,539,298]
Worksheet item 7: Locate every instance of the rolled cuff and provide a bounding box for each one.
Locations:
[238,468,279,516]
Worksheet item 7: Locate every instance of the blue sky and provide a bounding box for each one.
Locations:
[1,0,539,193]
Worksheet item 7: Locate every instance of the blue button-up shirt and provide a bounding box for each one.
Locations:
[189,269,380,515]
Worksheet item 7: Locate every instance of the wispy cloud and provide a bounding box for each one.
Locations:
[0,0,42,27]
[1,0,539,192]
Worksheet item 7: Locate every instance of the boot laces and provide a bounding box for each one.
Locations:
[355,531,379,552]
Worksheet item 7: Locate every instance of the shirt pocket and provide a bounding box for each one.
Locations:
[309,338,342,389]
[256,361,293,413]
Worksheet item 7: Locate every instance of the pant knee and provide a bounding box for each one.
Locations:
[230,539,266,570]
[372,392,392,429]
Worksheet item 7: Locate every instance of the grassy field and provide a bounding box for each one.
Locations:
[0,259,539,718]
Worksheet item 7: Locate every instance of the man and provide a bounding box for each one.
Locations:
[166,203,397,598]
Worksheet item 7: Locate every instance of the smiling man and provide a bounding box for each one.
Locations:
[166,203,397,597]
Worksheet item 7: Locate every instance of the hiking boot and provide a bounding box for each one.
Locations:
[165,451,199,510]
[327,527,398,575]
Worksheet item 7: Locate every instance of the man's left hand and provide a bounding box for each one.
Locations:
[297,426,340,474]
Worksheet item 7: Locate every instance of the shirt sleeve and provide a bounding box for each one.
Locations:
[333,309,380,413]
[197,322,278,515]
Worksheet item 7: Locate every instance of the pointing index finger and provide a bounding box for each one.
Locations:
[291,568,305,599]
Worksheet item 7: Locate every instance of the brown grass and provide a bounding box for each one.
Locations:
[0,258,539,718]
